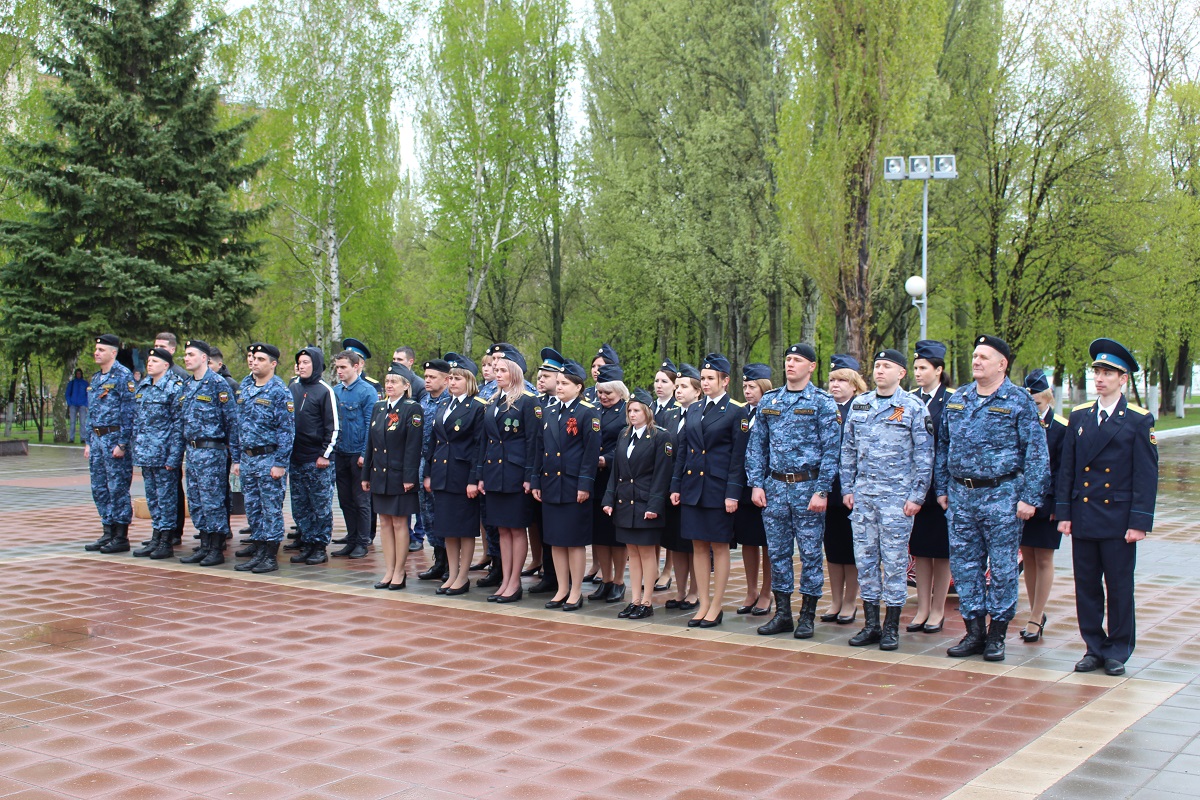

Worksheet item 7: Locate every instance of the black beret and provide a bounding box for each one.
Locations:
[1024,369,1050,394]
[678,363,701,381]
[830,353,860,372]
[95,333,120,348]
[596,363,625,382]
[147,347,174,366]
[874,349,907,369]
[184,339,212,357]
[248,342,281,360]
[975,335,1011,362]
[742,362,771,381]
[786,343,817,362]
[701,353,731,375]
[423,358,452,374]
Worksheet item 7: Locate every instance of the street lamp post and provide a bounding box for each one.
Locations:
[885,154,957,341]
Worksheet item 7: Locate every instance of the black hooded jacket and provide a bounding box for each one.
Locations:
[289,347,340,465]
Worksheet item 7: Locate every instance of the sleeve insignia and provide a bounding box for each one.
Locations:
[665,442,673,456]
[592,417,601,432]
[740,418,750,432]
[218,391,229,404]
[925,417,934,435]
[1150,429,1157,446]
[534,405,543,419]
[127,381,136,392]
[412,415,422,427]
[286,401,295,413]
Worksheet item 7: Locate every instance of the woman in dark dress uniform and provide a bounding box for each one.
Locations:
[651,359,679,591]
[907,340,953,632]
[589,364,629,604]
[362,363,423,590]
[532,360,602,610]
[478,344,538,603]
[1019,369,1067,642]
[671,353,750,628]
[662,366,701,611]
[734,363,773,616]
[823,355,866,622]
[423,352,485,595]
[603,389,674,619]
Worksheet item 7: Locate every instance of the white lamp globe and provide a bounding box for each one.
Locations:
[905,275,926,299]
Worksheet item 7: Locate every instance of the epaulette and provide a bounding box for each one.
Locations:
[1073,401,1095,412]
[523,390,536,398]
[579,400,597,409]
[760,387,782,399]
[729,399,745,408]
[472,396,488,405]
[1126,404,1150,416]
[814,386,833,397]
[1053,414,1069,427]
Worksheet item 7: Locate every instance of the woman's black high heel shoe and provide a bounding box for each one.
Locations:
[1020,613,1047,642]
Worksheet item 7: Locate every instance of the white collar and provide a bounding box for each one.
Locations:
[1096,396,1120,419]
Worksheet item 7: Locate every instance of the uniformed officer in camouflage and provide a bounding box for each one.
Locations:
[840,349,934,650]
[417,358,451,581]
[233,343,295,574]
[83,334,137,553]
[935,335,1050,661]
[130,347,184,560]
[178,340,241,567]
[745,343,841,638]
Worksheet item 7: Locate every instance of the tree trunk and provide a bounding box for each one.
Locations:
[52,356,76,443]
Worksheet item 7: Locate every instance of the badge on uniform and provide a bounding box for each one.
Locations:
[947,402,965,411]
[534,405,543,419]
[740,418,749,432]
[218,391,229,404]
[454,419,462,431]
[127,381,135,392]
[566,417,578,436]
[925,417,934,435]
[1150,429,1157,446]
[135,393,143,400]
[412,415,422,427]
[887,406,904,422]
[664,442,673,456]
[591,418,601,432]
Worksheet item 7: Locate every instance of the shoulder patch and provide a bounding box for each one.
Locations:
[412,414,422,427]
[1053,414,1069,427]
[740,418,750,432]
[664,441,673,457]
[1127,404,1150,416]
[127,381,136,392]
[729,399,745,408]
[523,390,536,398]
[218,391,229,404]
[286,400,294,413]
[1150,428,1157,446]
[580,400,597,409]
[1073,401,1096,412]
[534,405,543,419]
[591,417,601,432]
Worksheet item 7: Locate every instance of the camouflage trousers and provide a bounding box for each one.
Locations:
[419,460,442,548]
[243,454,287,543]
[290,460,335,545]
[185,447,231,535]
[946,481,1021,622]
[141,466,178,532]
[89,430,133,525]
[850,493,915,607]
[763,479,826,596]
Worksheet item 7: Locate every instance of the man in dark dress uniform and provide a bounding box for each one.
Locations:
[1057,338,1158,677]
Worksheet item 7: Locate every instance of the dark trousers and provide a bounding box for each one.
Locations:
[173,467,186,533]
[1072,537,1137,663]
[334,453,372,546]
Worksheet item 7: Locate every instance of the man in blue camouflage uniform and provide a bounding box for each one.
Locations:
[232,343,295,574]
[83,334,137,553]
[746,343,841,638]
[286,346,339,565]
[130,347,184,560]
[935,335,1049,661]
[178,340,241,567]
[417,358,451,581]
[840,349,934,650]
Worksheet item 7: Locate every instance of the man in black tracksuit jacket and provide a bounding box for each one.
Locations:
[287,347,340,564]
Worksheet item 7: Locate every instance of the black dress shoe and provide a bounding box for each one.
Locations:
[737,605,756,615]
[333,536,349,544]
[520,564,542,577]
[1104,659,1126,676]
[1019,613,1047,643]
[584,571,600,583]
[561,599,584,611]
[331,544,355,557]
[836,609,858,624]
[605,583,626,603]
[1075,654,1103,672]
[588,581,611,601]
[699,611,724,628]
[470,558,492,571]
[496,589,522,604]
[389,578,407,590]
[487,593,502,602]
[678,599,699,611]
[374,581,391,590]
[545,598,565,609]
[923,620,944,633]
[906,619,927,632]
[347,545,368,559]
[528,579,558,595]
[408,541,423,552]
[631,604,654,619]
[751,605,772,616]
[436,586,449,595]
[820,611,840,623]
[664,599,681,609]
[687,617,703,628]
[617,603,637,618]
[654,578,672,591]
[444,580,470,596]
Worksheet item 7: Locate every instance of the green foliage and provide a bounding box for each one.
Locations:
[0,0,268,367]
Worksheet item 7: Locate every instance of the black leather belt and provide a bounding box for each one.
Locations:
[187,439,227,450]
[953,473,1016,489]
[243,445,278,457]
[93,425,120,435]
[771,470,819,483]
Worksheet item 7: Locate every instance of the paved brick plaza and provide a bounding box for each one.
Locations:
[1,441,1199,799]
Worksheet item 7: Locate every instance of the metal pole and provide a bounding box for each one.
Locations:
[920,178,929,340]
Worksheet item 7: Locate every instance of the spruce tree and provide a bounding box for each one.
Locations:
[0,0,268,374]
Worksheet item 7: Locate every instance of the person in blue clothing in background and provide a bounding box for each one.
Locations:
[66,368,90,444]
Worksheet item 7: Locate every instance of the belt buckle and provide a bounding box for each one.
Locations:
[963,477,976,489]
[785,472,796,484]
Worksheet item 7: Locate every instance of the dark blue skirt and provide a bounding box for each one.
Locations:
[1021,516,1062,550]
[433,491,480,538]
[681,504,735,544]
[484,490,533,528]
[542,501,592,548]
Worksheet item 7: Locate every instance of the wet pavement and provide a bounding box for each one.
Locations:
[0,438,1198,799]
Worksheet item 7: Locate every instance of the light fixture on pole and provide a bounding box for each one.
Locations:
[884,153,957,340]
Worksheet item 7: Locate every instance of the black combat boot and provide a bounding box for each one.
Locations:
[169,529,182,546]
[305,545,328,565]
[879,606,903,651]
[947,616,987,657]
[757,591,795,635]
[199,532,226,567]
[419,547,447,580]
[100,523,131,554]
[234,542,264,571]
[180,532,210,564]
[148,534,174,560]
[290,542,314,563]
[85,524,114,552]
[794,594,820,639]
[251,543,280,574]
[283,537,303,551]
[849,602,882,646]
[477,555,503,588]
[133,530,163,557]
[984,618,1008,662]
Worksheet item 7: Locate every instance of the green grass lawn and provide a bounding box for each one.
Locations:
[1,427,86,445]
[1150,410,1199,431]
